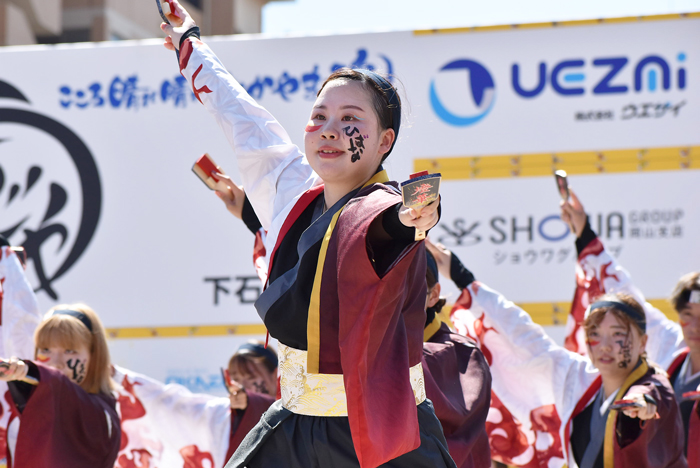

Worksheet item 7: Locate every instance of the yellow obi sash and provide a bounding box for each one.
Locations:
[278,343,426,417]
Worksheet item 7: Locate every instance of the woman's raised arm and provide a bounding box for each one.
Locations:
[160,0,319,231]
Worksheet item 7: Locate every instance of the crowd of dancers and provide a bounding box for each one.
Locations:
[0,0,696,466]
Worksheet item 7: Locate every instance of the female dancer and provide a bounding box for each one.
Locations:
[561,187,699,466]
[429,241,686,467]
[160,2,451,467]
[0,303,121,468]
[215,182,491,467]
[223,341,277,461]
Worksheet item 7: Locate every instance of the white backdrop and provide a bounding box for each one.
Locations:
[0,16,697,394]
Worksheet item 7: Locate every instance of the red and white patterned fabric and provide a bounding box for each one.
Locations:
[565,237,686,369]
[0,246,233,468]
[0,247,43,465]
[451,282,598,468]
[178,37,321,273]
[113,366,231,468]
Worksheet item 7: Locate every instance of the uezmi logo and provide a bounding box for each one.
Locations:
[512,52,687,97]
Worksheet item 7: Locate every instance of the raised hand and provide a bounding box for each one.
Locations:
[159,0,197,51]
[399,197,440,233]
[425,237,452,281]
[213,173,245,220]
[227,378,248,410]
[560,188,587,238]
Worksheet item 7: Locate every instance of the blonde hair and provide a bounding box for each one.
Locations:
[34,303,114,396]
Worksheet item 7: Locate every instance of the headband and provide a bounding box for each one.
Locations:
[355,69,401,157]
[236,343,278,368]
[51,309,93,332]
[586,300,646,333]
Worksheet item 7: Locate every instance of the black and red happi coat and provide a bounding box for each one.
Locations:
[255,177,427,468]
[8,363,120,468]
[423,322,492,468]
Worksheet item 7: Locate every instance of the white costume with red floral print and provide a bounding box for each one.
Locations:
[113,366,232,468]
[0,247,236,468]
[0,247,42,461]
[0,247,42,464]
[566,236,686,369]
[451,282,598,468]
[177,38,321,276]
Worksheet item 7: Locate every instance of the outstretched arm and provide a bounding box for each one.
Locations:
[425,239,597,426]
[562,188,684,367]
[160,1,318,232]
[0,245,42,360]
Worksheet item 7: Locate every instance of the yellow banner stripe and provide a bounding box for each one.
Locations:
[443,298,676,327]
[414,145,699,180]
[102,300,675,340]
[105,323,267,340]
[414,12,700,35]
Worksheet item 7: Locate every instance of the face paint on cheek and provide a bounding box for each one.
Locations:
[342,126,366,163]
[36,354,50,363]
[680,320,689,328]
[66,359,87,384]
[251,380,269,395]
[586,340,600,347]
[305,122,322,133]
[617,337,632,369]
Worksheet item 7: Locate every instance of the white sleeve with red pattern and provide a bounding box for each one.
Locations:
[568,238,685,367]
[113,365,232,467]
[452,282,598,442]
[0,247,41,360]
[178,38,320,241]
[644,303,685,370]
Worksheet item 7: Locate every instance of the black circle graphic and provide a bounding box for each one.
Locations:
[0,108,102,297]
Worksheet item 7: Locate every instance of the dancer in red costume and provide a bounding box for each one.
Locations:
[561,188,700,466]
[160,2,451,467]
[215,183,492,468]
[0,303,120,468]
[422,247,492,468]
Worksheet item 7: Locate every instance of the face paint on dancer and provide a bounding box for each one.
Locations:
[343,126,366,163]
[586,311,644,375]
[36,352,50,363]
[305,122,322,133]
[37,346,91,385]
[67,358,87,384]
[303,79,393,186]
[616,333,632,369]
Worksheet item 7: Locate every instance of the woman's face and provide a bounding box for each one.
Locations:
[36,344,90,385]
[679,303,700,353]
[586,312,646,377]
[304,80,394,188]
[229,361,276,397]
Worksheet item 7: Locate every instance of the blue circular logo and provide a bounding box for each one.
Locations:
[430,59,496,126]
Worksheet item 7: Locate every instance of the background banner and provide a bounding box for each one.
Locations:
[1,15,697,393]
